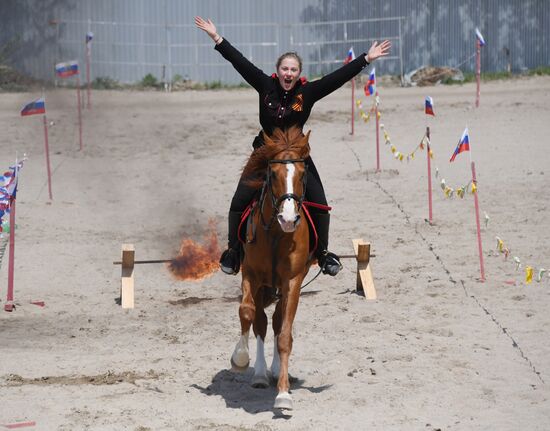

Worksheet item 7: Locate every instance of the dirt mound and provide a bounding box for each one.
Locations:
[404,66,464,86]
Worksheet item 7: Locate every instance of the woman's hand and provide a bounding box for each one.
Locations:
[194,16,220,43]
[366,40,392,63]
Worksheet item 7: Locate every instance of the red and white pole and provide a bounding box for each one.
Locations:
[43,115,53,200]
[426,127,433,223]
[375,92,380,172]
[471,161,485,281]
[350,78,355,135]
[76,74,83,151]
[4,195,16,311]
[475,40,481,108]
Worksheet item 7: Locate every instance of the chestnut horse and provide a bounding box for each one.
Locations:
[230,127,313,410]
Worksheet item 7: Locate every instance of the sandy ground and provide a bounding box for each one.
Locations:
[1,76,549,430]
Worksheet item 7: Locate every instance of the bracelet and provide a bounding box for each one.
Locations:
[214,35,222,43]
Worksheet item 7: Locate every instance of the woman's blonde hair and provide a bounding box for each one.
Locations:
[276,52,303,72]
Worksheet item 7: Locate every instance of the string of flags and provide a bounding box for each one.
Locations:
[356,97,378,123]
[0,159,25,236]
[492,235,547,285]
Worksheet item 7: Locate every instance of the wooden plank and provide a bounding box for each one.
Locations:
[352,239,376,300]
[352,238,363,257]
[121,244,135,309]
[359,265,376,300]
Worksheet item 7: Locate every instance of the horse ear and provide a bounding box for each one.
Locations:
[303,130,311,142]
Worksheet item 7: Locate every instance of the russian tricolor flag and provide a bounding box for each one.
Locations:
[425,96,435,116]
[450,128,470,162]
[55,60,79,77]
[475,28,486,47]
[364,67,375,96]
[20,97,46,116]
[344,47,355,64]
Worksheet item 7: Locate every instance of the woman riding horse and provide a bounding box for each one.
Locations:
[195,16,391,277]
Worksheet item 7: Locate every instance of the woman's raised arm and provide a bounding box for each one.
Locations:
[194,16,223,45]
[195,16,268,92]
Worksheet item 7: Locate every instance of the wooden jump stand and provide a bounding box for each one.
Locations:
[120,244,135,309]
[341,238,376,300]
[114,238,376,308]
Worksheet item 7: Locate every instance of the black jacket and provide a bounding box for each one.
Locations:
[215,38,369,141]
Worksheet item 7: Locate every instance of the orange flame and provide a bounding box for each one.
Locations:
[168,218,221,281]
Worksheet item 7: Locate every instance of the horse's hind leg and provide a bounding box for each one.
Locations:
[231,277,255,372]
[251,288,269,388]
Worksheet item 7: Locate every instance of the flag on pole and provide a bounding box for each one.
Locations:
[450,127,470,162]
[475,28,486,47]
[20,97,45,116]
[425,96,435,116]
[344,47,355,64]
[364,67,376,96]
[55,60,79,77]
[86,31,94,43]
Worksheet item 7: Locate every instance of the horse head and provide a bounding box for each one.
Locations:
[263,129,310,233]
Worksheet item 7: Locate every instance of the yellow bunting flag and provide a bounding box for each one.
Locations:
[471,182,477,194]
[525,266,533,284]
[496,237,504,252]
[390,145,396,153]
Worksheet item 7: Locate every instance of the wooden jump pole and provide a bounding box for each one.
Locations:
[115,238,376,302]
[120,244,135,308]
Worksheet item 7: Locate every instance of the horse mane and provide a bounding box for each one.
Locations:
[242,126,311,190]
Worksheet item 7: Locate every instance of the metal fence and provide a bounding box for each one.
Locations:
[50,16,404,86]
[1,0,549,85]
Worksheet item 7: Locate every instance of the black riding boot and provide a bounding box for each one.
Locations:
[311,212,342,276]
[219,211,243,275]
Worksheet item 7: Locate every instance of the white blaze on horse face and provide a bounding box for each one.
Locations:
[278,163,298,232]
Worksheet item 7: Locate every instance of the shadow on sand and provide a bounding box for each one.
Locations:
[190,367,332,418]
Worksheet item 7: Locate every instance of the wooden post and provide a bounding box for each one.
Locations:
[120,244,135,308]
[352,238,376,300]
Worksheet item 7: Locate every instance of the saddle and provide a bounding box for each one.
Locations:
[237,199,331,255]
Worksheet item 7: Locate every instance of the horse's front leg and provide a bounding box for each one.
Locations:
[251,289,269,388]
[273,275,304,411]
[231,275,255,372]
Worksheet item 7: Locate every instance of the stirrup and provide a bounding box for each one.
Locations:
[220,248,240,275]
[318,251,342,276]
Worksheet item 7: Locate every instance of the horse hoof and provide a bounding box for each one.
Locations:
[230,356,249,373]
[251,374,270,388]
[274,392,293,410]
